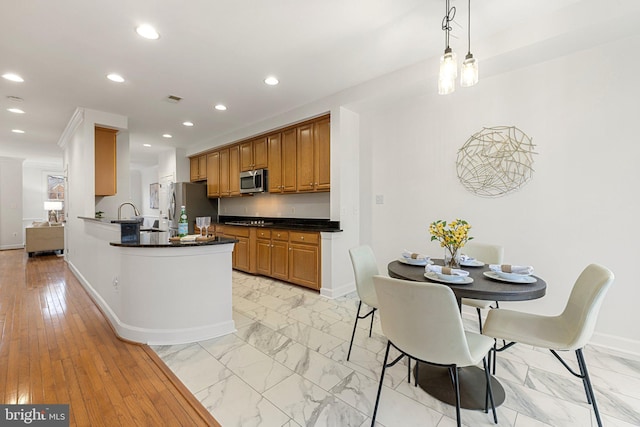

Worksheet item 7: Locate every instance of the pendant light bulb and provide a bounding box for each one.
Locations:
[439,47,458,80]
[460,53,478,87]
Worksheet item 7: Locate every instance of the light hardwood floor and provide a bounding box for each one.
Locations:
[0,249,220,427]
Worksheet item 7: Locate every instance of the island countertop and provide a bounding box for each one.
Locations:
[109,231,237,248]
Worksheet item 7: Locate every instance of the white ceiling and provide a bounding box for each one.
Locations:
[1,0,637,168]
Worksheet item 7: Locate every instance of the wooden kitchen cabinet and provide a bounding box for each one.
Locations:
[243,227,320,290]
[229,145,240,196]
[95,126,118,196]
[268,129,297,193]
[296,118,330,193]
[190,155,207,182]
[219,148,230,196]
[240,138,268,171]
[256,236,272,276]
[271,231,290,281]
[296,124,314,192]
[206,151,220,197]
[314,117,331,191]
[288,231,320,289]
[255,229,289,281]
[223,225,250,272]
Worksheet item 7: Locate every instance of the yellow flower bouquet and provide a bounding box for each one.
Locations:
[429,219,473,268]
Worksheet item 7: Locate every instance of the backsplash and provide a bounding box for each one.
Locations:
[219,192,329,219]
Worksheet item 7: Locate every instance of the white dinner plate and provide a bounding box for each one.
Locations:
[424,272,473,285]
[483,271,537,284]
[398,257,433,266]
[459,259,485,267]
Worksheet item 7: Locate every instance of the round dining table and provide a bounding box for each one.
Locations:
[387,259,547,410]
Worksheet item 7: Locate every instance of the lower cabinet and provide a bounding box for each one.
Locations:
[248,227,320,290]
[219,225,251,272]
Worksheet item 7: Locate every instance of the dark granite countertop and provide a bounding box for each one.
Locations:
[110,231,237,248]
[218,216,342,232]
[79,216,144,224]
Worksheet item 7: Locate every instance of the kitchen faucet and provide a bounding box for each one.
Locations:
[118,202,141,220]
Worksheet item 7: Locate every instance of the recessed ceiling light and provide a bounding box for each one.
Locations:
[162,134,172,138]
[7,108,25,114]
[143,144,152,147]
[12,129,25,134]
[214,104,227,111]
[136,24,160,40]
[107,73,125,83]
[264,76,279,86]
[183,121,194,127]
[2,73,24,82]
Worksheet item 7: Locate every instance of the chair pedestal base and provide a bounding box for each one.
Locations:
[415,363,505,410]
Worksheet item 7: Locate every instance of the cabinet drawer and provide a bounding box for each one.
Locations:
[272,230,289,241]
[289,231,319,245]
[256,229,271,239]
[224,226,250,237]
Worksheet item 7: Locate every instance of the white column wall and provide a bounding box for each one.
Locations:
[0,156,24,249]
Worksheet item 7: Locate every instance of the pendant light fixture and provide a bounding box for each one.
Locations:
[438,0,457,95]
[460,0,478,87]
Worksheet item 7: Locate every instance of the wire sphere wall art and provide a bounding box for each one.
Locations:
[456,126,537,197]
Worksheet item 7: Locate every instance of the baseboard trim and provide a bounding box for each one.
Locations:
[320,280,355,299]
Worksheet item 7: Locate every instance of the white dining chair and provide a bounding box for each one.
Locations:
[347,245,380,361]
[371,275,497,427]
[482,263,614,427]
[460,242,504,332]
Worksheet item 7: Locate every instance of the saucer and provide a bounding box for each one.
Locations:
[483,271,537,284]
[424,272,473,285]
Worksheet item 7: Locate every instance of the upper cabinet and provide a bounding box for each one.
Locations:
[192,114,330,197]
[206,151,220,198]
[190,155,207,182]
[313,116,331,191]
[296,117,330,193]
[229,144,241,196]
[95,126,118,196]
[268,128,297,193]
[240,137,268,171]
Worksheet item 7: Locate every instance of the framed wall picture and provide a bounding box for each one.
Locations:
[150,183,159,209]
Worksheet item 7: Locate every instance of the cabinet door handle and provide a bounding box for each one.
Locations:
[289,247,292,251]
[300,236,304,240]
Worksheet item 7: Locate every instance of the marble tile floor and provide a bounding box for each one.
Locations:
[152,271,640,427]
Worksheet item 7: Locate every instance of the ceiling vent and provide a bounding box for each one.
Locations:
[166,95,182,103]
[6,96,24,102]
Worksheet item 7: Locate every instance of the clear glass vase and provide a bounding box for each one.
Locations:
[444,248,461,268]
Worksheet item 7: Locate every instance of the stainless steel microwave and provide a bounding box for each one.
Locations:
[240,169,267,194]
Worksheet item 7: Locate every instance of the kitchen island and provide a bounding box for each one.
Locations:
[70,217,237,345]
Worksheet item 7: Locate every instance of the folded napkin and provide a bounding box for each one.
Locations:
[459,254,475,262]
[402,250,430,261]
[489,264,534,275]
[180,235,199,242]
[425,264,469,277]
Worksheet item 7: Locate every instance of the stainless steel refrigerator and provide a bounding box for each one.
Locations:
[168,182,218,235]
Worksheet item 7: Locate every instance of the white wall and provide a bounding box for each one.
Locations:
[360,35,640,355]
[60,107,128,270]
[0,157,24,249]
[138,165,160,225]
